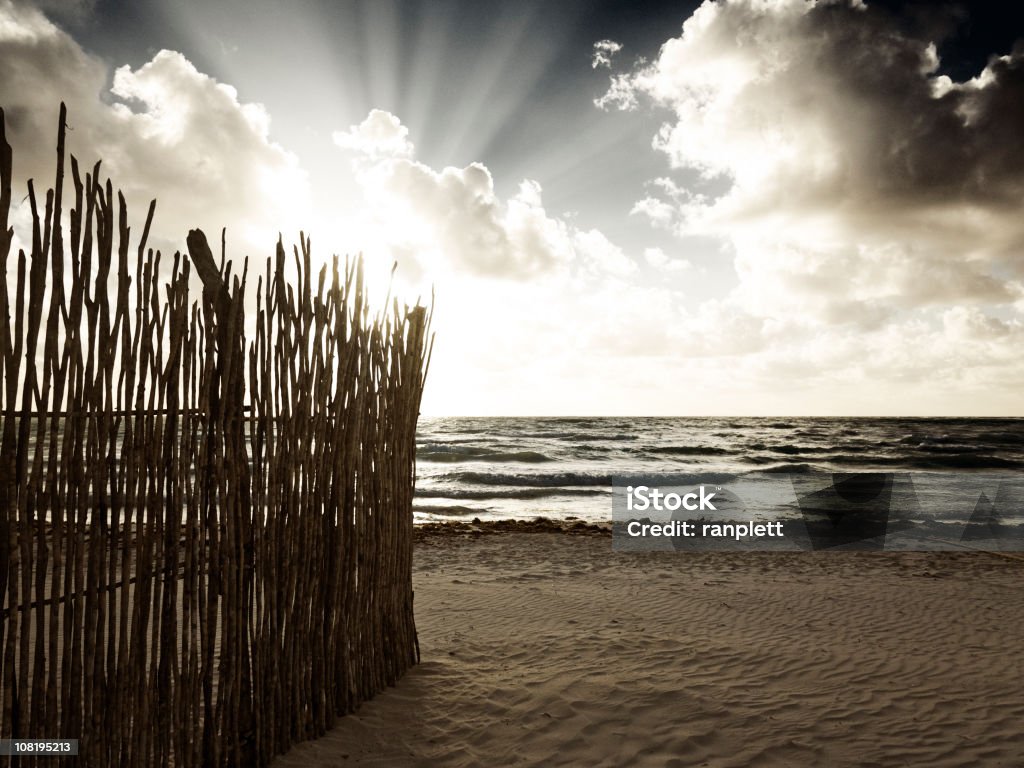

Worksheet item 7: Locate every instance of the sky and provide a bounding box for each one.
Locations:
[1,0,1024,415]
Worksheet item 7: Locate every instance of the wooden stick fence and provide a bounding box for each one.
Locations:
[0,104,432,766]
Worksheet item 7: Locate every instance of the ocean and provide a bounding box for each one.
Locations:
[413,417,1024,524]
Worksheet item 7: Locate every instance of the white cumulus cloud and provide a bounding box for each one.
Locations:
[589,0,1024,411]
[600,0,1024,320]
[591,39,623,69]
[335,109,636,280]
[0,1,310,257]
[333,109,414,159]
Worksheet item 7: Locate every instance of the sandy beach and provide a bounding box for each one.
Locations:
[274,524,1024,767]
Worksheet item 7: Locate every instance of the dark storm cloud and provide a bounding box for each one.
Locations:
[799,2,1024,206]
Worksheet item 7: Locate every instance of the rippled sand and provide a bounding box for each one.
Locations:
[275,529,1024,767]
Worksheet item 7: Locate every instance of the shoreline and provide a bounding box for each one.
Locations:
[414,516,611,539]
[415,516,1024,560]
